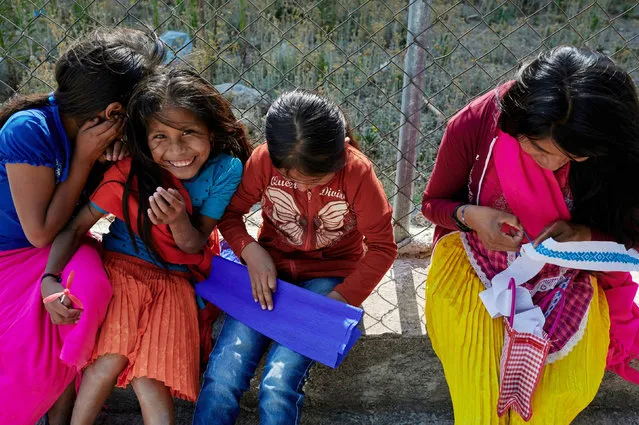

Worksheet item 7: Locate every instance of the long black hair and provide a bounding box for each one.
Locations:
[499,46,639,247]
[123,67,252,260]
[265,90,360,176]
[0,27,165,203]
[0,27,165,126]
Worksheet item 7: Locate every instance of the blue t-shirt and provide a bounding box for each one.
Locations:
[0,97,72,251]
[93,154,242,269]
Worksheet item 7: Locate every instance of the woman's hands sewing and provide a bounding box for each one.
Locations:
[532,220,591,247]
[462,205,524,252]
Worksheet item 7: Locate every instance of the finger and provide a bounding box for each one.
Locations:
[532,223,560,247]
[491,233,523,252]
[157,187,179,206]
[60,295,73,309]
[148,208,159,225]
[54,313,80,325]
[148,196,164,217]
[267,270,277,293]
[85,117,118,137]
[78,117,100,132]
[59,309,82,324]
[98,118,126,143]
[499,213,523,232]
[111,140,122,161]
[152,192,172,214]
[255,277,268,310]
[249,276,258,303]
[104,144,114,162]
[261,278,274,311]
[92,115,125,136]
[48,302,81,322]
[167,188,184,201]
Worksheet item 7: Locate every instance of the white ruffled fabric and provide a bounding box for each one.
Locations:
[480,239,639,337]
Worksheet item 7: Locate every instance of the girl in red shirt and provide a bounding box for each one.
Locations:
[194,91,397,425]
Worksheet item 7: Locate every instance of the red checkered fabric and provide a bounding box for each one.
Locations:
[497,321,551,421]
[464,185,592,355]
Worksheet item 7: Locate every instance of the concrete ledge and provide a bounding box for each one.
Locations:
[69,232,639,424]
[95,335,639,424]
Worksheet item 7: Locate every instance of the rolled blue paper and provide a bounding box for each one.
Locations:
[195,256,364,368]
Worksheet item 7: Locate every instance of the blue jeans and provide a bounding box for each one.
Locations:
[193,277,343,425]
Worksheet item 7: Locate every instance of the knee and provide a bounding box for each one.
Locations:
[260,359,310,398]
[84,354,128,383]
[202,349,250,393]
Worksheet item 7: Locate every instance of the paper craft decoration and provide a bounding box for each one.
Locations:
[195,256,364,368]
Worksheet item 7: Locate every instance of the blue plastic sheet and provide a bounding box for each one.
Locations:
[195,256,364,368]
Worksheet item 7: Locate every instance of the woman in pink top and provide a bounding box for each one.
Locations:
[422,46,639,424]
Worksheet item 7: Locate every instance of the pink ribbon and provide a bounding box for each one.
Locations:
[42,271,84,310]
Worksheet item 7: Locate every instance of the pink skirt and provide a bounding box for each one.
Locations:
[0,239,112,425]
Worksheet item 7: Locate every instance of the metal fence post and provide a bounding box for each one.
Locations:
[392,0,431,243]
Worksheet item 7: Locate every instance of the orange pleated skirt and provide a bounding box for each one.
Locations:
[91,251,200,401]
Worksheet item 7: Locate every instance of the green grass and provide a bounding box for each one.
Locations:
[1,0,638,212]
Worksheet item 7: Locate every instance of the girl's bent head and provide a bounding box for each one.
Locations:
[265,91,351,180]
[126,68,252,180]
[500,46,639,246]
[499,46,639,166]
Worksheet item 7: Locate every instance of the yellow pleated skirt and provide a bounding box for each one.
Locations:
[425,233,610,424]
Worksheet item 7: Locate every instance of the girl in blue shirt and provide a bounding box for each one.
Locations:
[0,28,163,425]
[43,68,252,425]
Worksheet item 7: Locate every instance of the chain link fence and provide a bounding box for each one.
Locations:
[1,1,638,333]
[1,0,638,242]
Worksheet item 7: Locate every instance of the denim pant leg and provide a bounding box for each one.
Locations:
[193,315,271,425]
[258,277,343,425]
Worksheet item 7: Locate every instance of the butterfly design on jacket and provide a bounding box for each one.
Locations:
[264,187,350,248]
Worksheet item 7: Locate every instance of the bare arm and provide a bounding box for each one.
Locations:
[7,117,124,247]
[44,203,103,276]
[41,203,103,324]
[169,213,218,254]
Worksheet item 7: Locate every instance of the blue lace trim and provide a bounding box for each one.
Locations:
[535,244,639,266]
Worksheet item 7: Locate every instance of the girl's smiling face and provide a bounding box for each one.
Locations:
[147,107,211,180]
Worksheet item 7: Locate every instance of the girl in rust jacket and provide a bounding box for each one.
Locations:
[194,91,397,425]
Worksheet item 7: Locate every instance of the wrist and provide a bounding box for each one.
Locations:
[71,153,96,174]
[452,204,473,232]
[240,241,260,262]
[167,210,191,228]
[41,272,62,283]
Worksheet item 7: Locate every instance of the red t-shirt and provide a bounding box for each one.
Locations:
[218,143,397,306]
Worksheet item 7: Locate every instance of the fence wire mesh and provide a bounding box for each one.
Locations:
[1,0,638,334]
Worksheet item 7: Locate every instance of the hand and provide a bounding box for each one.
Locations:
[464,205,524,252]
[41,276,82,325]
[326,290,347,303]
[74,116,126,164]
[148,187,188,226]
[100,138,129,162]
[532,220,591,247]
[241,242,277,310]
